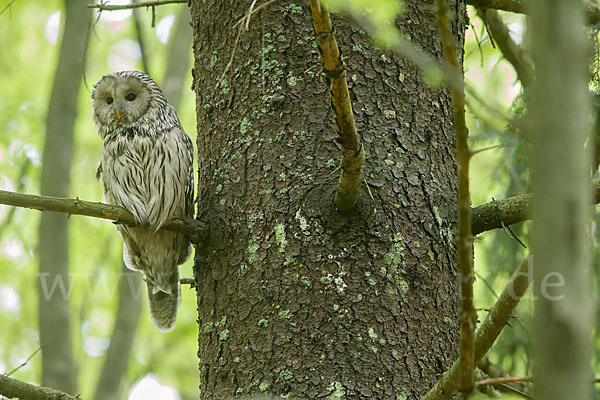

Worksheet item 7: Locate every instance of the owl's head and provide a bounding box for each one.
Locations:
[91,71,165,128]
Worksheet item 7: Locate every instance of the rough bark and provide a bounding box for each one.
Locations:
[529,0,594,398]
[191,0,464,398]
[38,0,89,393]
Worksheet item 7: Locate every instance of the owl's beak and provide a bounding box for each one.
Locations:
[115,108,121,120]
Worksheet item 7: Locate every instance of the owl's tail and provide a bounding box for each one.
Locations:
[147,278,181,333]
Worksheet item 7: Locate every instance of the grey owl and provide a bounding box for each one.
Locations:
[91,70,194,332]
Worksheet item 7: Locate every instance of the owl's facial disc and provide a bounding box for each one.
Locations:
[92,72,156,135]
[111,76,151,125]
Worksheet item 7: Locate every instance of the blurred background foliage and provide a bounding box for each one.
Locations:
[0,0,595,399]
[0,0,197,398]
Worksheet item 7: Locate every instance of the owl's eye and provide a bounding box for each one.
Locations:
[126,93,136,101]
[106,97,113,105]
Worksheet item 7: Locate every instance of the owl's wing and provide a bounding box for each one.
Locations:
[144,125,194,229]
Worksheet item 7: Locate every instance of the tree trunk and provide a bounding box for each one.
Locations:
[529,0,594,398]
[38,0,89,394]
[190,1,465,398]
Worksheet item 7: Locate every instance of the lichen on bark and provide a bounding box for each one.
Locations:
[191,1,465,398]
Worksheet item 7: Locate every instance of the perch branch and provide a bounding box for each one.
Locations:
[422,256,532,400]
[0,373,82,400]
[466,0,600,25]
[88,0,186,11]
[476,8,533,88]
[309,0,365,214]
[471,178,600,235]
[0,190,207,242]
[435,0,476,393]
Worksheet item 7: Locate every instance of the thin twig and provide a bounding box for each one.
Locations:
[245,0,258,30]
[0,159,30,241]
[497,383,533,399]
[470,144,506,157]
[435,0,475,394]
[82,2,96,90]
[0,0,17,17]
[88,0,186,10]
[476,8,533,88]
[510,314,532,335]
[465,84,515,127]
[362,174,375,201]
[4,345,44,377]
[501,220,527,248]
[474,271,499,299]
[216,24,244,89]
[232,0,279,29]
[476,375,537,398]
[476,376,533,387]
[132,0,151,76]
[304,63,320,74]
[468,21,485,67]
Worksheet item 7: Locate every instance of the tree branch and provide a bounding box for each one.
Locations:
[471,179,600,235]
[466,0,600,25]
[422,256,532,400]
[477,8,533,88]
[0,374,82,400]
[88,0,187,11]
[435,0,476,393]
[309,0,366,214]
[0,190,207,242]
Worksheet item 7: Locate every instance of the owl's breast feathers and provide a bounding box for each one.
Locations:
[100,125,194,229]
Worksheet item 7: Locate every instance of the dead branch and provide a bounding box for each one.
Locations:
[471,179,600,235]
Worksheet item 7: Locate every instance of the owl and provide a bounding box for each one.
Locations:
[91,70,194,332]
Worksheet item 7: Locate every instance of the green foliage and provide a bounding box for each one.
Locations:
[323,0,405,52]
[0,1,197,398]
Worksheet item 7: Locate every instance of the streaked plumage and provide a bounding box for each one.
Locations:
[91,70,194,332]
